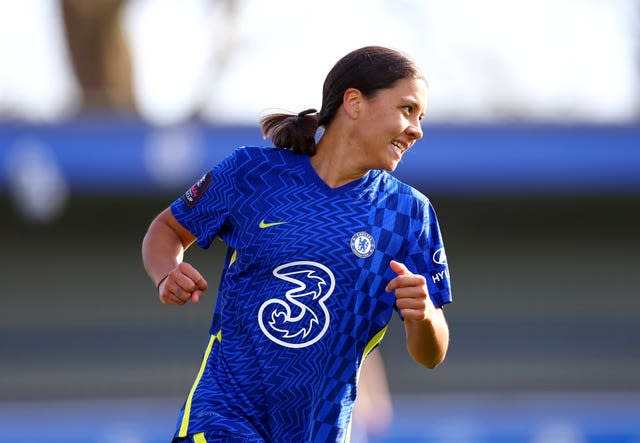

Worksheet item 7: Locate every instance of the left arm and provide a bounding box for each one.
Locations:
[352,349,393,437]
[385,260,450,369]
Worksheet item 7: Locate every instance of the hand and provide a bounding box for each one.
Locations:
[158,262,208,305]
[385,260,435,322]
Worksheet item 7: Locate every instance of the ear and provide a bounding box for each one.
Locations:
[342,88,363,119]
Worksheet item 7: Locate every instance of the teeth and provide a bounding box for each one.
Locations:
[392,141,405,152]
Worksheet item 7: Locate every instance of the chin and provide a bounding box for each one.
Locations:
[382,161,400,172]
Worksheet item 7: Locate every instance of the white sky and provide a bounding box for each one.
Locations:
[0,0,638,124]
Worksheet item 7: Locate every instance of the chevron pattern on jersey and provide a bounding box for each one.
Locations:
[170,147,452,442]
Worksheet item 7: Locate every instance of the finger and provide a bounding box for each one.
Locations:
[170,294,187,305]
[164,277,202,305]
[399,308,427,321]
[175,284,204,304]
[173,273,207,297]
[385,276,417,292]
[173,272,198,293]
[194,276,208,291]
[158,279,173,302]
[386,274,426,292]
[178,262,208,291]
[170,284,193,304]
[160,291,186,306]
[394,287,428,302]
[396,296,427,311]
[389,260,411,276]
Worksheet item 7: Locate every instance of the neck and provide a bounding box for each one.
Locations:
[311,129,368,188]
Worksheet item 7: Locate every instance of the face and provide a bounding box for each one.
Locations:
[354,77,427,172]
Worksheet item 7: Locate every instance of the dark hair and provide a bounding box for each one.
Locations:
[260,46,424,156]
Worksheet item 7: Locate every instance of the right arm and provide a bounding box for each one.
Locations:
[142,207,208,305]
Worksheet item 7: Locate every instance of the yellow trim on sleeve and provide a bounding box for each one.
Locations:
[178,333,218,437]
[228,249,237,267]
[362,325,388,362]
[193,433,208,443]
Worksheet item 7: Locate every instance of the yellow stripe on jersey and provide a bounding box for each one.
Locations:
[362,325,388,361]
[193,432,207,443]
[228,249,237,267]
[178,331,220,437]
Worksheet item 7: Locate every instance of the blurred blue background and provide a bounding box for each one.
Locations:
[1,1,639,442]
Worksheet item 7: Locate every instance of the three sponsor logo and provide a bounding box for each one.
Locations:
[258,261,335,348]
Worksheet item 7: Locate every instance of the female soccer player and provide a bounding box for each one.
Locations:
[142,45,452,443]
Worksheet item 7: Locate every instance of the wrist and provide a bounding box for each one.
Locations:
[156,274,169,290]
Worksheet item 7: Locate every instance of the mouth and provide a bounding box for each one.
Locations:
[391,141,409,156]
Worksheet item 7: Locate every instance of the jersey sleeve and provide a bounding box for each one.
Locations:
[170,149,239,249]
[406,200,452,308]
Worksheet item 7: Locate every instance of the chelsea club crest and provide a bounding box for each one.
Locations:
[350,231,375,258]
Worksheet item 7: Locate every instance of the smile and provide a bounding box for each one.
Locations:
[391,141,408,154]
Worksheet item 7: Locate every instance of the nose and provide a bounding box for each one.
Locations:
[406,121,423,141]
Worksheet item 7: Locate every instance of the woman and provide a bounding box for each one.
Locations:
[142,45,452,443]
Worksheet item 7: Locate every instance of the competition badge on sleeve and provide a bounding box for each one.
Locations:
[182,172,212,209]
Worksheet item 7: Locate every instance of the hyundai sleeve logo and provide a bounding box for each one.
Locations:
[432,247,447,265]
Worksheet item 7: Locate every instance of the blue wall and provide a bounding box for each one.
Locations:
[1,120,638,195]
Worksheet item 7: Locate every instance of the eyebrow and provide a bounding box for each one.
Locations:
[402,98,425,115]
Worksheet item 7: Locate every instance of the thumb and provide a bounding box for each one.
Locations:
[389,260,411,276]
[191,290,203,304]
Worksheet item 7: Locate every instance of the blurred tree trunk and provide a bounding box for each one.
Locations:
[61,0,134,112]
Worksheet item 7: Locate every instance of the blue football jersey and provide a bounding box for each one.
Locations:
[170,146,452,442]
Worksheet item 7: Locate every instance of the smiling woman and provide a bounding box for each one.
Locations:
[142,46,452,443]
[345,77,426,172]
[261,46,428,186]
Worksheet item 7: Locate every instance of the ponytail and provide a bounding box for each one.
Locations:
[260,108,319,156]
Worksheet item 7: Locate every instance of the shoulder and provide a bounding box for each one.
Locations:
[234,145,298,164]
[224,146,305,187]
[371,171,434,224]
[377,171,430,206]
[214,146,298,174]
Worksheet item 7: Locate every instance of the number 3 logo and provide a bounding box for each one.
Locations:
[258,261,335,348]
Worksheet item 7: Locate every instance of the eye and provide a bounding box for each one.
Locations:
[401,105,412,114]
